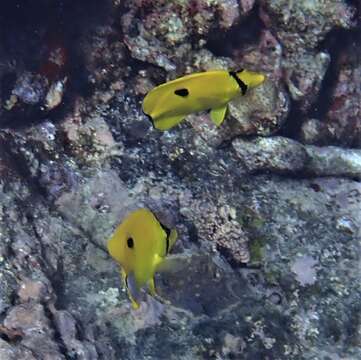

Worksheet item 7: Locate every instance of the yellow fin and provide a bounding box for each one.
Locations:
[210,104,228,126]
[154,115,185,131]
[148,277,157,297]
[147,278,171,305]
[156,254,186,273]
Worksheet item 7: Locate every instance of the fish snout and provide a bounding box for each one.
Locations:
[248,72,266,88]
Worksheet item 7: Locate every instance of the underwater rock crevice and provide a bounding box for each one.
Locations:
[0,131,46,201]
[206,3,264,59]
[310,27,360,121]
[279,25,361,142]
[278,95,305,140]
[29,218,65,306]
[0,132,49,199]
[42,305,70,360]
[0,0,115,129]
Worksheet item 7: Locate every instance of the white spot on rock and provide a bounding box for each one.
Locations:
[291,255,318,286]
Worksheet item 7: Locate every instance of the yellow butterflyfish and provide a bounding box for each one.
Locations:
[142,69,265,131]
[107,208,177,309]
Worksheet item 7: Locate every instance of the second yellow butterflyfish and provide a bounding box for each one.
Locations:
[142,69,265,131]
[107,208,177,309]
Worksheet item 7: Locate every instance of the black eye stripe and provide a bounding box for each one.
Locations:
[127,237,134,248]
[229,71,248,95]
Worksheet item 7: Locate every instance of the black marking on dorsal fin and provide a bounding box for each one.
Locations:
[229,71,248,95]
[174,88,189,97]
[165,236,170,255]
[160,222,171,255]
[153,212,171,255]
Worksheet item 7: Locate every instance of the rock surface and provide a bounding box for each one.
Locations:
[0,0,360,359]
[232,136,361,179]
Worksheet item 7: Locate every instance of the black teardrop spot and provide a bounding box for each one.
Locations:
[174,88,189,97]
[127,237,134,248]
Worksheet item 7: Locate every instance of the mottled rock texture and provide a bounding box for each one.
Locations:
[0,0,360,359]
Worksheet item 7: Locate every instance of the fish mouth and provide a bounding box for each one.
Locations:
[250,73,266,87]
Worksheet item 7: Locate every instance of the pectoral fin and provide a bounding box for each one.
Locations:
[154,115,185,131]
[156,254,187,273]
[210,104,228,126]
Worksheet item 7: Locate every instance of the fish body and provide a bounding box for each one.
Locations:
[142,69,265,130]
[107,208,177,309]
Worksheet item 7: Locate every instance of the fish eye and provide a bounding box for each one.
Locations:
[127,237,134,249]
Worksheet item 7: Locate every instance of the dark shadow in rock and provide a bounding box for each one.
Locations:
[310,27,361,121]
[278,99,304,139]
[0,0,114,129]
[158,254,249,317]
[206,4,264,58]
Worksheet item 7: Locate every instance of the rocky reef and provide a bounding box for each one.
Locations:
[0,0,360,359]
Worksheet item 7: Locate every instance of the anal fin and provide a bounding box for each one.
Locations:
[154,115,185,131]
[148,277,157,297]
[122,271,141,309]
[210,104,228,126]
